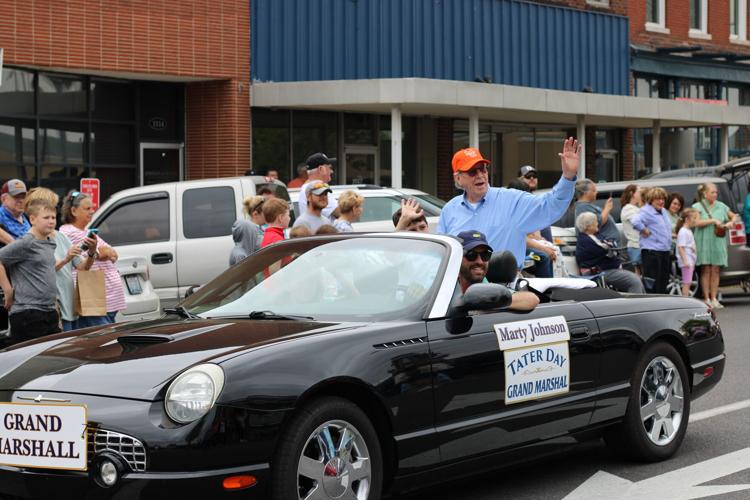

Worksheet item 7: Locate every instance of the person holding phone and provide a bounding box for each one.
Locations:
[60,190,126,326]
[574,179,621,244]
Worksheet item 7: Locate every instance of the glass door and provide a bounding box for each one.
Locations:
[140,142,183,185]
[344,146,379,185]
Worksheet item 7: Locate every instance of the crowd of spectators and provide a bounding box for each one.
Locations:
[573,179,738,306]
[0,180,125,345]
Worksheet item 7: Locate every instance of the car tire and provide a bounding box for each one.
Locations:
[604,342,690,462]
[271,396,383,500]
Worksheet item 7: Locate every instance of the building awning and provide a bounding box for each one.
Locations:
[632,52,750,85]
[252,78,750,128]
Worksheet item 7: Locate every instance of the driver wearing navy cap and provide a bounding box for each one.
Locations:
[298,152,339,221]
[457,230,539,311]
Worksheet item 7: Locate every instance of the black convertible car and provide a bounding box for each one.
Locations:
[0,233,725,499]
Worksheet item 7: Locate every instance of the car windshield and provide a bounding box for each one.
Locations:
[182,236,447,321]
[413,193,446,211]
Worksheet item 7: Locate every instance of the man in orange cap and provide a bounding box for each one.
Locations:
[438,138,581,268]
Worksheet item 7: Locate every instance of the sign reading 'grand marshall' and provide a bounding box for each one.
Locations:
[0,403,87,471]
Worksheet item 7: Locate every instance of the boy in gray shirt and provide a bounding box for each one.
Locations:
[0,199,60,344]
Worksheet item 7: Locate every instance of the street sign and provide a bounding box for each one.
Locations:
[564,447,750,499]
[80,178,100,211]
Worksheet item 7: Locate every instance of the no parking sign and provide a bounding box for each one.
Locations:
[80,178,100,211]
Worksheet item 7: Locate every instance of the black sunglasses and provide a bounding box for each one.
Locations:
[464,164,488,177]
[464,249,492,262]
[524,173,537,180]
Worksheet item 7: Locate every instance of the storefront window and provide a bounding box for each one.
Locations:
[92,123,135,165]
[292,110,338,177]
[727,85,750,106]
[0,68,35,115]
[92,80,135,120]
[38,74,87,117]
[379,115,418,188]
[344,114,377,145]
[497,128,534,186]
[0,124,15,163]
[729,126,750,157]
[38,122,86,165]
[252,108,290,179]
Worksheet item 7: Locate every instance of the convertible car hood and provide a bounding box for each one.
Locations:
[0,318,344,401]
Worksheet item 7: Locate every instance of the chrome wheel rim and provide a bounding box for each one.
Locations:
[667,266,697,296]
[640,356,684,446]
[297,419,371,500]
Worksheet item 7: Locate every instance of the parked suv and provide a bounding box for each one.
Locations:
[543,176,750,294]
[90,176,289,308]
[643,155,750,213]
[288,185,443,232]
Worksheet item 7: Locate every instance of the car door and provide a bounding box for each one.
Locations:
[92,188,177,303]
[176,180,242,298]
[426,300,600,462]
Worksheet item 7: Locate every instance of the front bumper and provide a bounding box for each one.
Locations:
[0,462,269,499]
[0,392,284,499]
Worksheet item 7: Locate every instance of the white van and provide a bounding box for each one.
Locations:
[90,176,289,308]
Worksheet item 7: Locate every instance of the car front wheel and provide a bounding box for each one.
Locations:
[272,396,383,500]
[604,342,690,461]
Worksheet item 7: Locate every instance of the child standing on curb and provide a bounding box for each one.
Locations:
[0,199,61,344]
[676,208,699,298]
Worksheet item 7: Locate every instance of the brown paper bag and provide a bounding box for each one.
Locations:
[74,270,107,316]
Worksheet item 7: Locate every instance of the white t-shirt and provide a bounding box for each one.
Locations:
[676,227,697,268]
[298,181,338,221]
[620,203,641,248]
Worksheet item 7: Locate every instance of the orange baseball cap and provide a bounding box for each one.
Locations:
[452,148,490,173]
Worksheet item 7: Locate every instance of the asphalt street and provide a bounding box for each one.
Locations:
[396,288,750,500]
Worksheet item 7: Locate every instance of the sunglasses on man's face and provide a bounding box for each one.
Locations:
[524,173,537,180]
[463,164,488,177]
[464,249,492,262]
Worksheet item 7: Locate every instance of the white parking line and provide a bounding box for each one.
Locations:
[690,398,750,423]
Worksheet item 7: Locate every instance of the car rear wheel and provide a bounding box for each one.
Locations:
[272,397,383,500]
[604,342,690,461]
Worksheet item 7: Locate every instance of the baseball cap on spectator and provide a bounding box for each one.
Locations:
[456,230,493,253]
[2,179,27,197]
[519,165,537,177]
[452,148,490,173]
[306,152,337,170]
[305,182,333,197]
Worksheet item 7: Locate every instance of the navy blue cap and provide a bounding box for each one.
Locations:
[456,230,493,253]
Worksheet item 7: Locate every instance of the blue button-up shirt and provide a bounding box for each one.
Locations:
[438,176,576,267]
[631,204,672,251]
[0,206,30,240]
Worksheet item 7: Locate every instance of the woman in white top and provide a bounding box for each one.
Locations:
[333,191,364,233]
[619,184,643,276]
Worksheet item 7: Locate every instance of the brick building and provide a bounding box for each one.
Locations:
[628,0,750,174]
[0,0,250,201]
[250,0,750,201]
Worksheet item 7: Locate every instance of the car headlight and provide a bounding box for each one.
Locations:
[165,364,225,424]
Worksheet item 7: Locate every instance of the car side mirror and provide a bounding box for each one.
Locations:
[450,283,513,316]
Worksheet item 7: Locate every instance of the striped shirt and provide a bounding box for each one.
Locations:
[59,225,127,313]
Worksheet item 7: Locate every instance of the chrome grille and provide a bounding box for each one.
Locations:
[87,428,147,472]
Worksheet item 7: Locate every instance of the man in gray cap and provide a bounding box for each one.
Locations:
[518,165,539,192]
[0,179,31,245]
[293,182,334,234]
[298,153,339,221]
